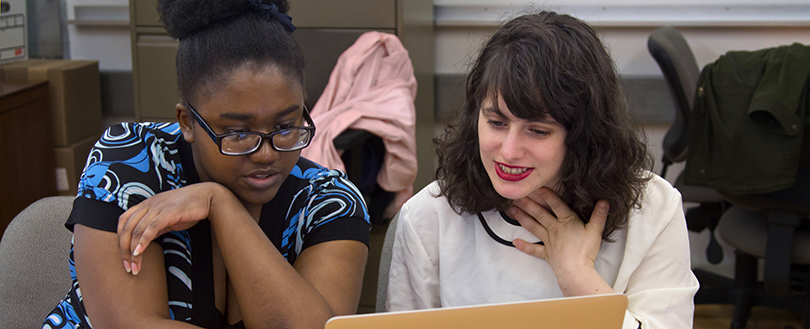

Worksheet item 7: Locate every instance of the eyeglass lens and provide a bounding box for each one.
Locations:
[220,128,312,155]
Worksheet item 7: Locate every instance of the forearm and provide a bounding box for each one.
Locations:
[555,266,614,297]
[208,189,339,329]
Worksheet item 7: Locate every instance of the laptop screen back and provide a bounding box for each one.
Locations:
[325,294,628,329]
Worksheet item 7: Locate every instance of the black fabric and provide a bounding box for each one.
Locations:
[45,122,370,329]
[65,197,125,232]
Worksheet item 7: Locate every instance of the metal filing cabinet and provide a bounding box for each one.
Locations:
[129,0,434,313]
[129,0,433,189]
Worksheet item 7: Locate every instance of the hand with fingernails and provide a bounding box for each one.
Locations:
[118,182,226,275]
[509,187,615,297]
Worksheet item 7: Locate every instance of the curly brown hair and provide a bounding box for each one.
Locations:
[435,11,653,240]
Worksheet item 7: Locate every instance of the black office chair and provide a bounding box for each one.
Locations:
[653,31,810,328]
[647,26,726,264]
[707,144,810,329]
[333,129,396,225]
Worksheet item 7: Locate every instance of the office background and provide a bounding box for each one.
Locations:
[15,0,810,325]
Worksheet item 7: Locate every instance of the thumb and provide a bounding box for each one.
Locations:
[513,238,546,260]
[588,200,609,234]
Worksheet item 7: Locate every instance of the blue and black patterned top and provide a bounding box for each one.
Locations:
[43,122,370,329]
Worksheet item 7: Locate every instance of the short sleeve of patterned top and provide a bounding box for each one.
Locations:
[44,122,370,329]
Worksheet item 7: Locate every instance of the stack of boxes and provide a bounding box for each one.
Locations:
[1,59,103,196]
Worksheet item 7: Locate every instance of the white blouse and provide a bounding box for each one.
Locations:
[386,174,699,329]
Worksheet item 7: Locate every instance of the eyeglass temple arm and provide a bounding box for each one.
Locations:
[184,102,219,142]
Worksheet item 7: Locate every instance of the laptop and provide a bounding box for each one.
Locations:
[325,294,628,329]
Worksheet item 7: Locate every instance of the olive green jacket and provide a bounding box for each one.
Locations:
[684,43,810,194]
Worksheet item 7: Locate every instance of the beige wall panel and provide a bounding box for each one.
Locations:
[288,0,396,29]
[135,35,179,120]
[133,0,162,27]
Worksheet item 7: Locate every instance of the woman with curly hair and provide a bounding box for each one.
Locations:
[386,11,698,329]
[43,0,370,328]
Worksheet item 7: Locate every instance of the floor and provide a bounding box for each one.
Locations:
[694,304,803,329]
[690,228,805,329]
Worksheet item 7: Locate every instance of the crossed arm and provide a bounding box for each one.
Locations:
[73,182,368,329]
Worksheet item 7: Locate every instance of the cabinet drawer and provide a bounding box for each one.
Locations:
[135,35,179,120]
[294,28,395,105]
[133,0,396,29]
[132,0,161,27]
[288,0,396,29]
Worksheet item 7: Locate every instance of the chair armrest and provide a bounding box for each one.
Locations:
[333,129,377,150]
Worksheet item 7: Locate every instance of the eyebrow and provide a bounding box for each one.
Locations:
[218,104,301,121]
[481,106,505,118]
[481,106,558,125]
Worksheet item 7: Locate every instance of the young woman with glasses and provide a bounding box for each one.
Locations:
[43,0,370,328]
[385,11,699,329]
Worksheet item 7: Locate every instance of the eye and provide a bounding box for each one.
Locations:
[530,128,550,136]
[234,132,254,141]
[225,128,250,134]
[487,120,506,128]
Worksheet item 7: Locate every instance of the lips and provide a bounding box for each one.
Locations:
[243,169,280,189]
[494,162,533,181]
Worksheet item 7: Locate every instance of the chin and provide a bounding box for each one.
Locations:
[236,187,280,208]
[492,184,532,200]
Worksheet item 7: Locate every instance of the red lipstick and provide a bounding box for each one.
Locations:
[494,162,533,181]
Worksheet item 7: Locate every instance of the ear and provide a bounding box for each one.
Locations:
[176,103,195,143]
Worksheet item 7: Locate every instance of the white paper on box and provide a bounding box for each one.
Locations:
[55,167,69,191]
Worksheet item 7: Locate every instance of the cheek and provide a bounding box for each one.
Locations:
[477,129,496,159]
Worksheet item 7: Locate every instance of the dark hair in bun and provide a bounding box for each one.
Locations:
[158,0,303,105]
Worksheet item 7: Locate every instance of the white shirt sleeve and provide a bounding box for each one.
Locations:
[386,202,442,311]
[618,178,700,329]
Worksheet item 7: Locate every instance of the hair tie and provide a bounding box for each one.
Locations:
[247,0,296,33]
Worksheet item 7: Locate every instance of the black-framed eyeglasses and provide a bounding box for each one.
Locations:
[184,102,316,156]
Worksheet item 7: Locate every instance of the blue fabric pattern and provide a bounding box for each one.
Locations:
[43,122,369,329]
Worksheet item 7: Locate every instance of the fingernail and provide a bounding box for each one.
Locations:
[123,260,131,273]
[510,207,517,215]
[133,244,142,257]
[132,263,139,276]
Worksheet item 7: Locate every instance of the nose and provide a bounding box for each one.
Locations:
[500,127,524,161]
[248,137,280,163]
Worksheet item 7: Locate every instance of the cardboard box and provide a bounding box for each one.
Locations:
[2,59,102,146]
[0,0,28,65]
[54,133,99,196]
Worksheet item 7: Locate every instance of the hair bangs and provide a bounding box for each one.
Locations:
[479,40,552,124]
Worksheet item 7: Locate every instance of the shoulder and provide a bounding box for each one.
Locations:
[99,122,183,146]
[291,157,361,195]
[79,122,187,209]
[291,157,370,222]
[628,171,684,231]
[640,172,683,210]
[402,181,451,213]
[93,122,184,165]
[398,181,458,236]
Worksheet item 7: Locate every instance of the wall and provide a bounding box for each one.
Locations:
[64,0,130,71]
[432,0,810,174]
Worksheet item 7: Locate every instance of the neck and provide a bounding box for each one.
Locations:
[243,202,262,223]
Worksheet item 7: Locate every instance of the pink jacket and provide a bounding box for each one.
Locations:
[300,31,418,220]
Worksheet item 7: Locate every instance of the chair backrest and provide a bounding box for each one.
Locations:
[375,211,400,312]
[0,196,74,328]
[648,26,701,163]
